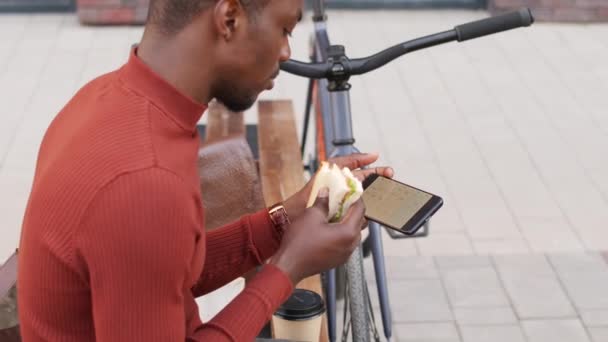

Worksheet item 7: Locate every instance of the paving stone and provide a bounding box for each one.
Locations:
[558,272,608,310]
[442,267,510,308]
[416,235,474,256]
[494,254,576,318]
[472,239,531,255]
[521,319,591,342]
[370,279,453,323]
[365,255,439,283]
[580,310,608,327]
[521,219,585,253]
[379,229,420,258]
[493,254,555,277]
[548,252,608,274]
[394,323,461,342]
[460,325,526,342]
[453,307,517,325]
[499,274,577,318]
[588,327,608,342]
[435,255,492,270]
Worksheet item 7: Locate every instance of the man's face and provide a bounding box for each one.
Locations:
[212,0,303,112]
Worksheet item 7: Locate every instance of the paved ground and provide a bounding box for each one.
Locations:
[359,253,608,341]
[1,9,608,342]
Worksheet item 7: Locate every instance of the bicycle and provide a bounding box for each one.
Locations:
[280,3,534,341]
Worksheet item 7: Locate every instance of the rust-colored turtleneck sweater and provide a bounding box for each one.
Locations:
[17,49,293,341]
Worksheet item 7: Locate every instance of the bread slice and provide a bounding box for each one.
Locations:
[306,162,364,222]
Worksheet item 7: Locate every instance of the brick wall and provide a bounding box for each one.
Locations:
[77,0,149,25]
[489,0,608,22]
[77,0,608,25]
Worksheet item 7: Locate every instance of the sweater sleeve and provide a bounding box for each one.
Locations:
[191,209,283,297]
[76,168,292,342]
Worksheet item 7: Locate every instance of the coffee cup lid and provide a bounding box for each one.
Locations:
[274,289,326,321]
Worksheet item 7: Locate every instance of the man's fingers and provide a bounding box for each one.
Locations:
[349,230,363,251]
[341,200,366,229]
[353,166,394,181]
[328,153,379,170]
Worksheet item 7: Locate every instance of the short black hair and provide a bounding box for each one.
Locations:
[148,0,270,35]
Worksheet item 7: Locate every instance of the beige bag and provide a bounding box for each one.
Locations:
[198,135,266,230]
[0,251,20,341]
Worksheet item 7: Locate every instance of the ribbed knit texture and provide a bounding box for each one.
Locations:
[17,48,293,341]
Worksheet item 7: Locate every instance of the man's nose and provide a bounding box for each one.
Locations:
[279,42,291,62]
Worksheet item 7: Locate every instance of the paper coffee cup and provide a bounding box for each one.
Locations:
[272,289,326,342]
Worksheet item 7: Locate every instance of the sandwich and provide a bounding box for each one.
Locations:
[306,162,364,222]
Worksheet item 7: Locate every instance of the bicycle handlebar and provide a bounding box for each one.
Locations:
[455,8,534,42]
[280,8,534,79]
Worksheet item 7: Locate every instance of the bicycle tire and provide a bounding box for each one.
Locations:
[345,247,370,342]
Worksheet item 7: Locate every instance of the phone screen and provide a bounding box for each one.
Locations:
[361,176,442,234]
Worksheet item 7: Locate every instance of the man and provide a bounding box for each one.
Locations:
[17,0,393,340]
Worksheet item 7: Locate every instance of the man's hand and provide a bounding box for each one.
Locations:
[329,152,395,182]
[283,153,394,221]
[269,190,366,285]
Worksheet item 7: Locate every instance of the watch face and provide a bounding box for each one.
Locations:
[271,206,289,223]
[269,205,290,238]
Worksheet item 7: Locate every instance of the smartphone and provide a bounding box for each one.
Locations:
[361,174,443,235]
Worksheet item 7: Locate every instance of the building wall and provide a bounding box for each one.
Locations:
[75,0,608,25]
[489,0,608,22]
[76,0,148,25]
[0,0,74,12]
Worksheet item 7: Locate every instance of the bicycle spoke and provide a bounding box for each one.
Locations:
[341,281,350,342]
[364,281,381,342]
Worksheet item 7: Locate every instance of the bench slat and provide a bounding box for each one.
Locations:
[205,101,245,142]
[257,100,329,342]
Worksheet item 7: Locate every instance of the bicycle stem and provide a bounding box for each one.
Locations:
[312,0,327,22]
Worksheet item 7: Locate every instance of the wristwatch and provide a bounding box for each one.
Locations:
[268,202,291,239]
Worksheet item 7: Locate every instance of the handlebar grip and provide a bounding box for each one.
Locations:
[454,8,534,42]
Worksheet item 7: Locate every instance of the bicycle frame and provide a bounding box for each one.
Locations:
[305,1,393,341]
[290,3,533,341]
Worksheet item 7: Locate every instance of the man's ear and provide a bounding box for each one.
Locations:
[213,0,244,41]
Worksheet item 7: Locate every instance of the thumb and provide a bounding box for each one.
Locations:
[313,187,330,216]
[341,199,366,230]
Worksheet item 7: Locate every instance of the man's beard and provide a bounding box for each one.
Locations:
[212,79,258,112]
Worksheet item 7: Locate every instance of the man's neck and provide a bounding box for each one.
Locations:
[136,30,213,105]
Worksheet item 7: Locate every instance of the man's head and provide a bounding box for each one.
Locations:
[144,0,303,112]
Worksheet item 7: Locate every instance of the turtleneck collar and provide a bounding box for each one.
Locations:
[119,47,207,132]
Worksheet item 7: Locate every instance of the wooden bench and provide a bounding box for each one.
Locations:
[198,100,329,342]
[201,100,245,142]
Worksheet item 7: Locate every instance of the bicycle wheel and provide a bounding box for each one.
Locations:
[344,246,370,342]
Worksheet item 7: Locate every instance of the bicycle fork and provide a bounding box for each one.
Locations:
[325,87,392,342]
